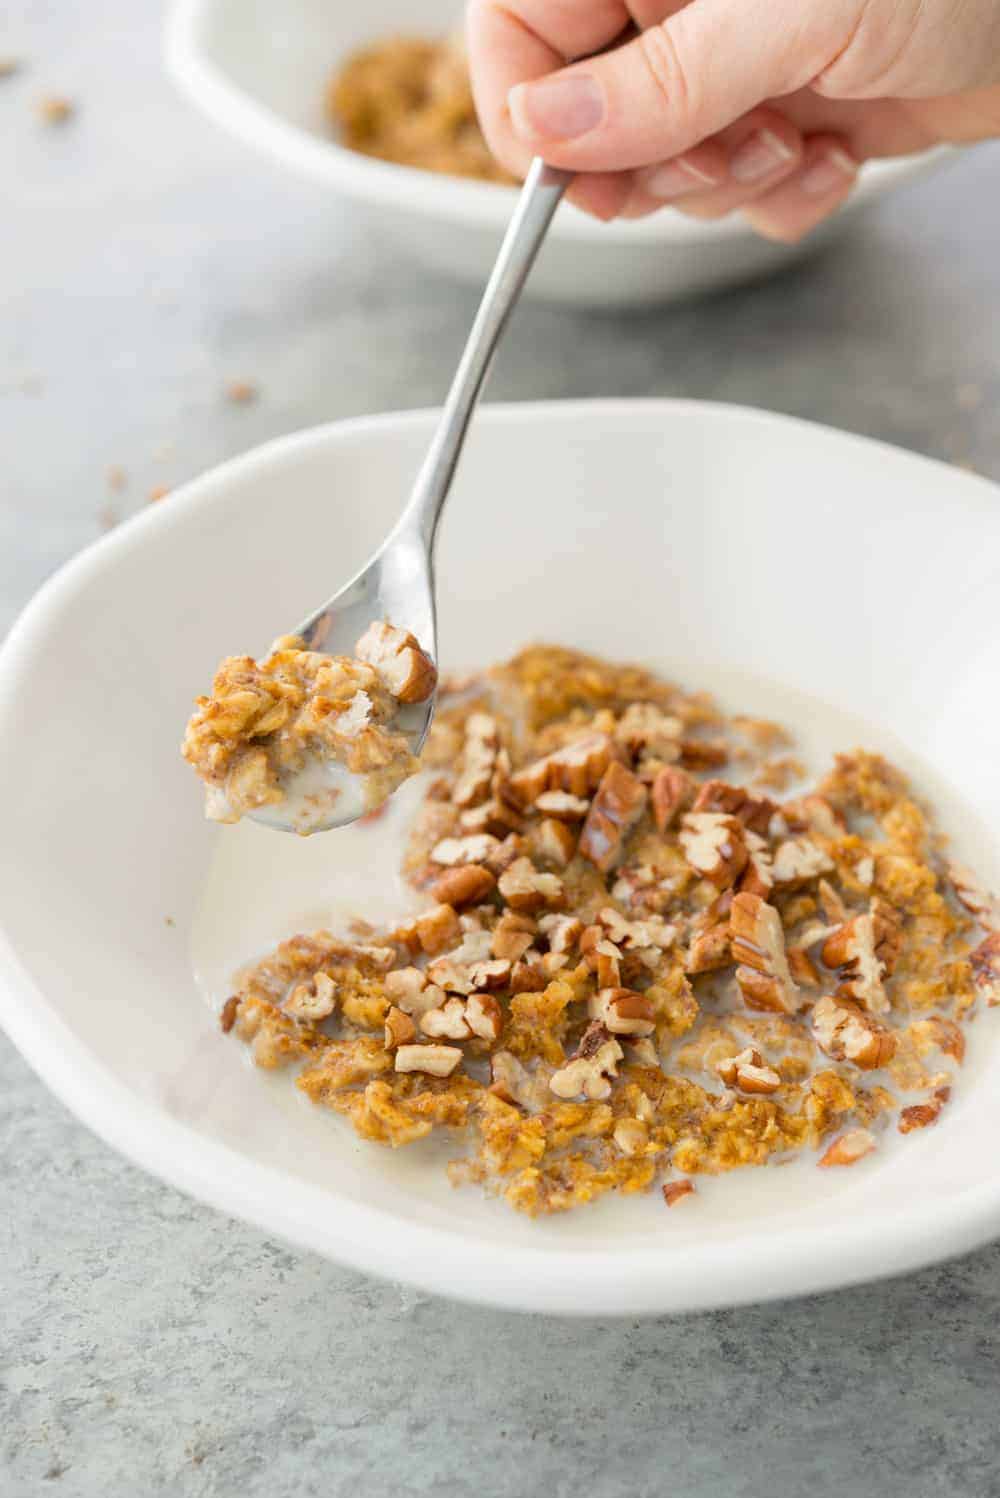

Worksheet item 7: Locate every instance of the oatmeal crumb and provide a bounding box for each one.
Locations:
[38,95,74,124]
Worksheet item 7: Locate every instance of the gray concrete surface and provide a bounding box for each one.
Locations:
[3,3,1000,1495]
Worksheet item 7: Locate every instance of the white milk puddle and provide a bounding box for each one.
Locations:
[191,663,1000,1232]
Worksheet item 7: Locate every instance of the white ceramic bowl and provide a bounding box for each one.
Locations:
[165,0,949,306]
[3,400,1000,1315]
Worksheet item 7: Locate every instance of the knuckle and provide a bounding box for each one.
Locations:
[637,24,693,124]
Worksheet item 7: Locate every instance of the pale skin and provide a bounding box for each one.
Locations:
[466,0,1000,240]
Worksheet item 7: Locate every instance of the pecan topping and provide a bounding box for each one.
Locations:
[534,790,590,821]
[650,765,696,832]
[588,987,656,1037]
[509,732,619,804]
[491,909,537,962]
[394,1043,462,1077]
[811,994,897,1070]
[549,1022,623,1100]
[692,780,776,836]
[898,1089,949,1134]
[355,620,437,703]
[771,837,834,886]
[970,932,1000,1005]
[821,909,890,1014]
[431,833,501,867]
[578,762,648,873]
[430,864,496,907]
[662,1179,696,1207]
[729,892,800,1015]
[384,1006,417,1048]
[497,856,565,912]
[679,813,748,889]
[782,794,845,839]
[817,1128,877,1167]
[715,1046,781,1094]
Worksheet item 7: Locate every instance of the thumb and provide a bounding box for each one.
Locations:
[508,0,857,170]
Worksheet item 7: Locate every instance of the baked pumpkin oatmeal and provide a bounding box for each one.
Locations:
[327,34,514,184]
[182,622,436,829]
[215,645,998,1216]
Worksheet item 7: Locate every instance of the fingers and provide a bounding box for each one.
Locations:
[625,108,802,218]
[465,0,631,177]
[503,0,854,171]
[741,135,859,242]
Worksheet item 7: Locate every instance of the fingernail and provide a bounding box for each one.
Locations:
[730,128,795,184]
[644,157,721,200]
[509,74,604,143]
[800,147,858,196]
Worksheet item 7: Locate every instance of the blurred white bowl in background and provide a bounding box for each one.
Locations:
[165,0,949,306]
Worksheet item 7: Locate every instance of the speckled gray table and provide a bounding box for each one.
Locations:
[3,3,1000,1495]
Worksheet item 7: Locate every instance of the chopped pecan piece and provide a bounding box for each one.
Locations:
[536,817,576,868]
[431,833,501,867]
[452,712,500,808]
[693,780,776,836]
[385,966,448,1017]
[578,762,648,873]
[498,856,565,912]
[384,1006,417,1048]
[284,970,337,1022]
[782,794,845,839]
[426,955,511,994]
[821,910,890,1014]
[662,1179,696,1207]
[534,790,590,821]
[421,997,476,1039]
[458,799,524,837]
[817,878,848,924]
[580,926,623,988]
[598,906,675,952]
[430,864,496,907]
[613,1118,650,1156]
[466,992,503,1042]
[394,1043,462,1077]
[614,703,683,760]
[771,837,834,885]
[811,994,896,1070]
[970,932,1000,1005]
[740,831,774,899]
[898,1089,949,1133]
[412,903,462,956]
[491,910,538,962]
[679,813,748,889]
[489,1050,549,1110]
[549,1022,623,1100]
[650,765,696,832]
[817,1128,877,1167]
[219,994,240,1033]
[730,892,800,1015]
[715,1046,781,1094]
[355,620,437,703]
[538,913,583,954]
[509,732,619,804]
[685,924,730,974]
[679,739,728,769]
[485,833,528,876]
[589,987,656,1037]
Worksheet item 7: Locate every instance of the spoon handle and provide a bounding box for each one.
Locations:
[394,159,572,552]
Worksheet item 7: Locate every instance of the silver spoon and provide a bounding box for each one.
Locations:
[249,159,571,834]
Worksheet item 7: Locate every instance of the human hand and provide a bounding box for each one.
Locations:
[466,0,1000,240]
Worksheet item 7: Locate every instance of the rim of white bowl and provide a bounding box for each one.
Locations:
[2,400,999,1316]
[164,0,951,248]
